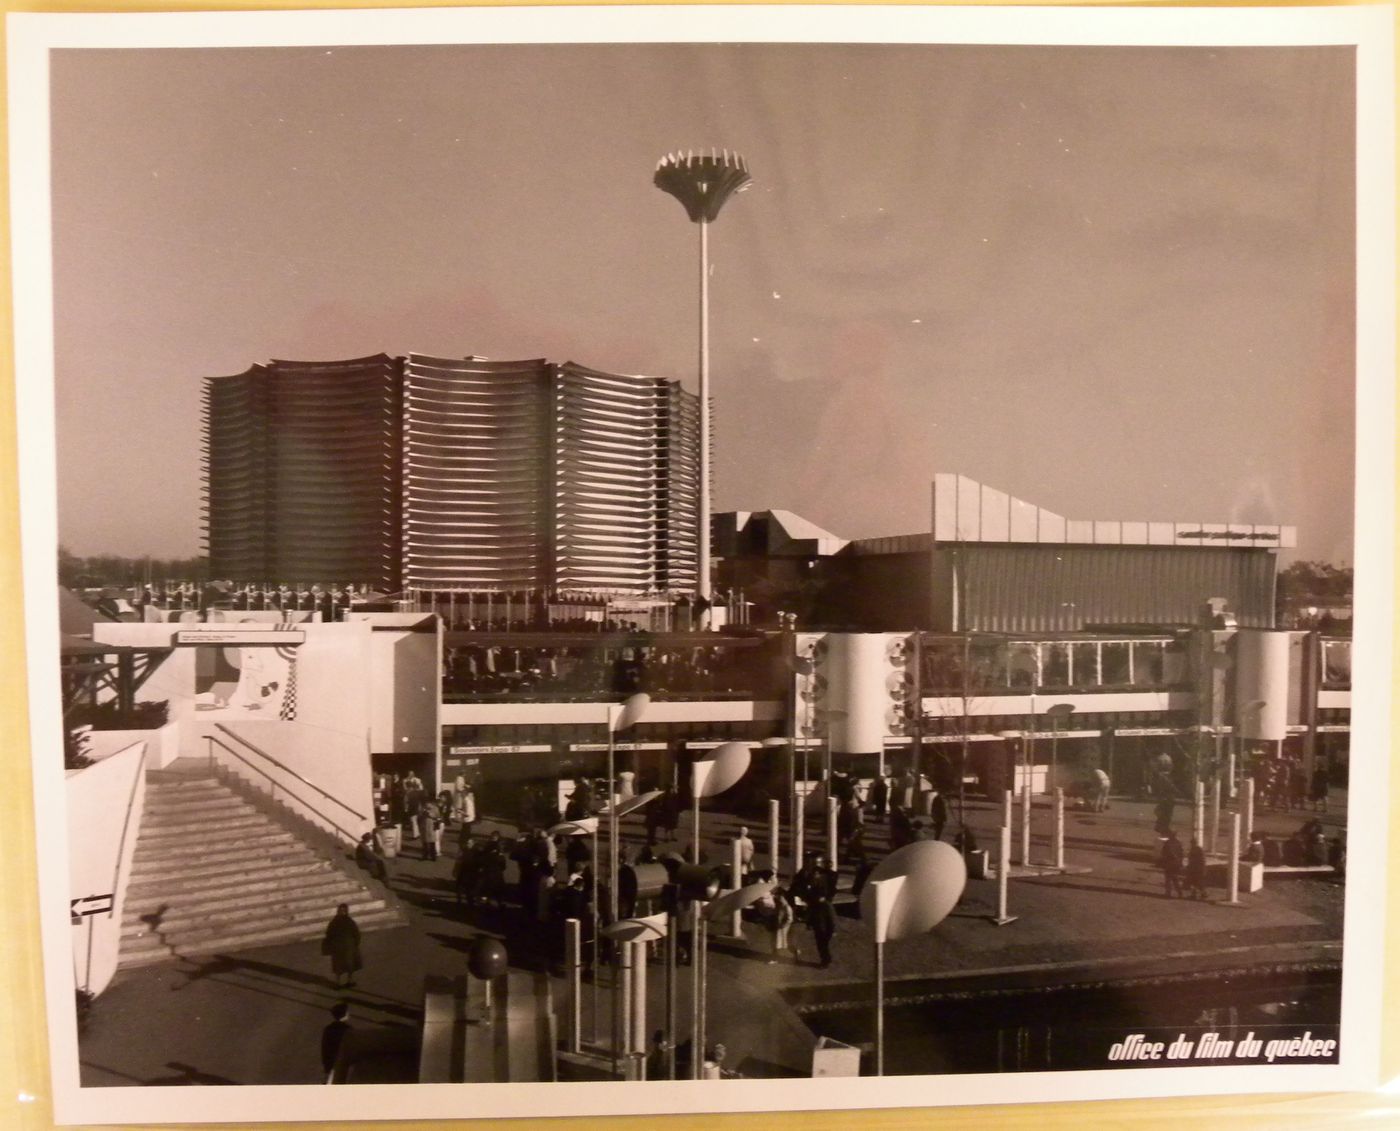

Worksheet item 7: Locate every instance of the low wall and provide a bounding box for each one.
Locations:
[88,723,180,770]
[67,738,147,997]
[202,720,374,846]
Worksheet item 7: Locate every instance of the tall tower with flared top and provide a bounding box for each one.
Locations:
[654,149,752,605]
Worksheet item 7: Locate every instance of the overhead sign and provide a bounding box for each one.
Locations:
[175,629,306,646]
[70,893,114,918]
[447,744,551,755]
[570,742,668,752]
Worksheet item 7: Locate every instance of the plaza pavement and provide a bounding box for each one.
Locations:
[77,787,1346,1086]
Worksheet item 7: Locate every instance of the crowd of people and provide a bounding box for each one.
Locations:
[441,642,781,702]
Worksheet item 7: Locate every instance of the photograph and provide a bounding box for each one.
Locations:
[8,4,1393,1124]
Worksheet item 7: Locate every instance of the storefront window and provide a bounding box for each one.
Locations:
[1071,642,1099,688]
[1006,643,1038,689]
[1132,641,1165,686]
[1101,642,1131,686]
[1323,640,1351,687]
[1042,643,1070,688]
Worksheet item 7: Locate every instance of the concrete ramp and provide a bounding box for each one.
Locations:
[419,971,556,1083]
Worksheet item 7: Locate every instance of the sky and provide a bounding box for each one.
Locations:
[49,41,1356,564]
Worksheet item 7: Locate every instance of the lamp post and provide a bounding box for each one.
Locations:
[607,694,651,924]
[861,841,967,1075]
[548,816,600,1044]
[690,741,753,865]
[654,150,752,607]
[1045,703,1075,797]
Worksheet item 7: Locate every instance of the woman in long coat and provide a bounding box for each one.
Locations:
[321,903,362,988]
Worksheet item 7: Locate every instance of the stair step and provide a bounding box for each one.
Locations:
[136,814,274,841]
[122,879,374,937]
[141,808,255,828]
[126,857,337,901]
[124,869,367,920]
[132,834,302,867]
[143,795,251,817]
[144,780,225,796]
[122,760,396,972]
[118,908,405,970]
[122,897,392,950]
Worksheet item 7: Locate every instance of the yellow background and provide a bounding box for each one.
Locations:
[2,2,1396,1128]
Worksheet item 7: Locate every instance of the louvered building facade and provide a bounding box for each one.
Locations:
[205,353,701,597]
[551,362,700,595]
[401,357,700,596]
[202,355,404,590]
[401,356,554,591]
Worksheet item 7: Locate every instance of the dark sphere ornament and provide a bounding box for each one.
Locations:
[467,935,508,980]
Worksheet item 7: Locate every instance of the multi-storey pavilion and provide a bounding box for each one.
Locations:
[202,354,404,591]
[204,352,700,599]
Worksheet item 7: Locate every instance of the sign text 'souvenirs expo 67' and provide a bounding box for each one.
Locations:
[173,629,306,646]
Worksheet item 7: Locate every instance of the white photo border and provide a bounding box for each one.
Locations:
[8,5,1394,1125]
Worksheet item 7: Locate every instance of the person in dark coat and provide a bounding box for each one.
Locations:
[1160,831,1185,898]
[354,830,388,882]
[321,903,362,988]
[806,890,838,968]
[1310,765,1330,813]
[846,827,875,899]
[419,799,441,862]
[321,1002,351,1080]
[929,791,949,842]
[889,804,913,850]
[792,855,838,967]
[836,797,862,849]
[1185,840,1208,899]
[870,771,889,821]
[1153,793,1176,836]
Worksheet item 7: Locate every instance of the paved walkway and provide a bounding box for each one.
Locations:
[77,788,1346,1086]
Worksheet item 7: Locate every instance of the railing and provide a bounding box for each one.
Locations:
[110,742,149,910]
[918,636,1191,697]
[442,687,763,705]
[207,725,367,847]
[88,741,148,993]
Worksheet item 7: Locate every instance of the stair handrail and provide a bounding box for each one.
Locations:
[207,735,362,847]
[206,727,367,846]
[111,741,149,913]
[211,724,367,820]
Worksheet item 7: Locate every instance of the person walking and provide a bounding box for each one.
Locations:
[929,791,948,842]
[1310,765,1330,813]
[419,798,441,862]
[1185,840,1208,900]
[806,887,837,968]
[321,903,362,988]
[1090,767,1112,812]
[734,826,756,882]
[793,854,838,968]
[870,769,889,821]
[754,871,795,963]
[320,1001,351,1081]
[1153,791,1176,836]
[1160,830,1185,899]
[458,784,478,843]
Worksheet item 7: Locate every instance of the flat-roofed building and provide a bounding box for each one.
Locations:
[822,475,1293,633]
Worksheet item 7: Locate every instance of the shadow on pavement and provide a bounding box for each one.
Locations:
[172,954,422,1020]
[735,1054,805,1079]
[145,1061,239,1086]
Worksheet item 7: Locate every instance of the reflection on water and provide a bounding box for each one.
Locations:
[807,967,1341,1074]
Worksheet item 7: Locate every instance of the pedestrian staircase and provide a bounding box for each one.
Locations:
[119,765,402,970]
